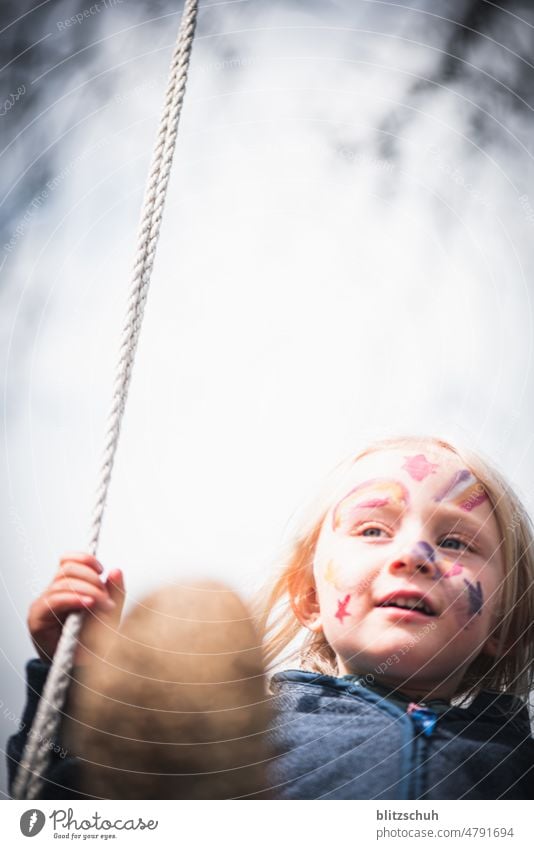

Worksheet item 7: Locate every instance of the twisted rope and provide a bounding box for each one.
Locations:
[13,0,199,800]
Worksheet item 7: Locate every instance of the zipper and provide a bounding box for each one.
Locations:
[407,702,440,736]
[406,702,439,798]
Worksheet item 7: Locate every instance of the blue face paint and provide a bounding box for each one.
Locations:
[464,579,483,616]
[413,541,441,580]
[414,541,436,562]
[433,468,472,502]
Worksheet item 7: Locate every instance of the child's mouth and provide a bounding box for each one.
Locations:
[376,604,435,621]
[375,595,436,617]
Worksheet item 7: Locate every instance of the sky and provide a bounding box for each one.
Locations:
[1,0,534,797]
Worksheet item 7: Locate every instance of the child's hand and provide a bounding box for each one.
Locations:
[27,552,126,665]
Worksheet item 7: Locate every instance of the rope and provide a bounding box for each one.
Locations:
[13,0,199,800]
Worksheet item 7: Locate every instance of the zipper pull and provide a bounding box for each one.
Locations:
[407,702,439,737]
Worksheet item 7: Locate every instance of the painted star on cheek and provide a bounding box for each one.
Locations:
[402,454,439,482]
[335,594,351,624]
[464,579,483,616]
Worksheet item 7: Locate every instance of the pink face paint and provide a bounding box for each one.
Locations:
[443,562,463,578]
[434,469,488,512]
[335,594,351,623]
[356,498,390,508]
[333,479,409,533]
[458,484,488,512]
[402,454,439,482]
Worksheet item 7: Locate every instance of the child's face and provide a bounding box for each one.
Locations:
[310,447,505,700]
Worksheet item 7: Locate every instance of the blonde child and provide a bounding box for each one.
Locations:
[8,435,534,798]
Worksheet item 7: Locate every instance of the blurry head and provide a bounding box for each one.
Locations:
[66,583,271,799]
[259,436,534,701]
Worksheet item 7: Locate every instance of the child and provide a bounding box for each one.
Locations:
[7,435,534,799]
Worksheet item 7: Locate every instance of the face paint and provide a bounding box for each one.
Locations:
[335,594,351,623]
[333,479,409,533]
[443,562,463,578]
[324,560,339,588]
[402,454,439,482]
[464,579,484,616]
[434,469,471,501]
[322,557,374,596]
[433,469,488,512]
[412,544,464,581]
[424,560,478,630]
[458,484,487,512]
[412,540,441,581]
[413,540,436,562]
[356,498,390,508]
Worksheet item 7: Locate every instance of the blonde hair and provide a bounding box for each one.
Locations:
[256,435,534,701]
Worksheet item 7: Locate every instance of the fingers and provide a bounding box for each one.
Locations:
[77,570,126,664]
[29,555,125,664]
[53,562,106,589]
[59,551,103,573]
[99,570,124,628]
[106,569,125,604]
[108,568,124,589]
[51,555,125,615]
[44,592,96,614]
[50,577,116,611]
[32,554,125,631]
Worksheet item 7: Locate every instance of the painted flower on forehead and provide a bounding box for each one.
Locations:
[402,454,439,482]
[434,469,488,512]
[332,478,409,532]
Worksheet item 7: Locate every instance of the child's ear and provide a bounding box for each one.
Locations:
[289,580,323,633]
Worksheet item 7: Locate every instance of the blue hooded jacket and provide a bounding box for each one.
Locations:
[7,660,534,799]
[268,670,534,799]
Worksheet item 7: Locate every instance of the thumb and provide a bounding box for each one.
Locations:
[106,569,126,621]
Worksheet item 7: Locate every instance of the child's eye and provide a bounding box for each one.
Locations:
[359,526,389,538]
[438,536,473,552]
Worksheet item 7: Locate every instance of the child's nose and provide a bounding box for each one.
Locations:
[387,540,437,577]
